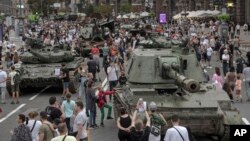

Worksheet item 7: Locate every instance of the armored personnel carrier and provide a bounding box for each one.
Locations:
[7,38,83,95]
[113,36,244,140]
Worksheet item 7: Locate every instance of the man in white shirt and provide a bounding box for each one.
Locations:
[0,65,7,104]
[73,101,88,141]
[107,62,118,101]
[164,115,189,141]
[243,23,248,35]
[236,23,240,35]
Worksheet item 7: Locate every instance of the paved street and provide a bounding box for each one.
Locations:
[0,29,250,141]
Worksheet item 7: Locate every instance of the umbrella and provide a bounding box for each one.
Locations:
[117,15,122,19]
[140,11,149,17]
[122,15,129,19]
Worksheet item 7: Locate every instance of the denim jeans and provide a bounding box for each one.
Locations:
[65,117,71,133]
[245,80,250,99]
[222,62,229,76]
[79,77,86,101]
[89,110,96,126]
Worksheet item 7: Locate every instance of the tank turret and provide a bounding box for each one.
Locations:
[29,49,74,63]
[162,63,200,93]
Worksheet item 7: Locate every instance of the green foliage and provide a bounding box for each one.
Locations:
[28,0,57,15]
[95,4,113,16]
[216,14,230,22]
[85,4,94,16]
[149,11,155,17]
[120,3,132,14]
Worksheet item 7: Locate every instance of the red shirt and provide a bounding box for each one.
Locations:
[97,91,114,108]
[91,47,99,55]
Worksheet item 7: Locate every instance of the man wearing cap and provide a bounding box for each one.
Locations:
[148,102,167,141]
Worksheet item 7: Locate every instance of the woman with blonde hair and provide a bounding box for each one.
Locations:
[26,111,42,141]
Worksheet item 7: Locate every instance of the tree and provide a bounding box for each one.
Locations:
[28,0,57,16]
[95,4,113,16]
[216,14,230,22]
[120,3,132,14]
[85,4,95,16]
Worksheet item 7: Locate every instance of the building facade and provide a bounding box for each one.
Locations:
[0,0,13,15]
[11,0,30,17]
[235,0,250,24]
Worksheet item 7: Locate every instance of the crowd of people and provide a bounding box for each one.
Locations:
[0,15,250,141]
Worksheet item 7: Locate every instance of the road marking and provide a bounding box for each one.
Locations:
[95,77,108,95]
[102,78,107,87]
[29,94,39,101]
[0,104,26,123]
[29,85,52,101]
[242,117,250,125]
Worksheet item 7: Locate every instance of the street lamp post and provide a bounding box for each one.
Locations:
[19,0,22,17]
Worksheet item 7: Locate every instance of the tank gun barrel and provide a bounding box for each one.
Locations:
[162,63,200,93]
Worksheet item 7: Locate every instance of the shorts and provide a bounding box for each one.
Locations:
[11,84,19,93]
[63,82,69,89]
[207,55,212,61]
[236,69,243,74]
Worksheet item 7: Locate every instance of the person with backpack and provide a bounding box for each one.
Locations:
[26,111,42,141]
[8,66,20,104]
[11,114,32,141]
[39,111,57,141]
[148,102,167,141]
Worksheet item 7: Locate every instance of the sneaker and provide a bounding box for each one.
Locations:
[1,102,6,104]
[11,101,15,104]
[100,123,104,127]
[93,124,99,128]
[89,125,94,129]
[107,117,114,120]
[16,101,20,104]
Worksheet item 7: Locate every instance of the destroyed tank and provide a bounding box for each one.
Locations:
[113,36,244,140]
[7,38,83,95]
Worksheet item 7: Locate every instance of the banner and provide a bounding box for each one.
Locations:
[159,13,167,24]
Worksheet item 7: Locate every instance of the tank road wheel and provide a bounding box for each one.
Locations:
[219,125,230,141]
[69,81,77,94]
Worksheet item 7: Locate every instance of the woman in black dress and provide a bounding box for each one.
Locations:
[117,108,132,141]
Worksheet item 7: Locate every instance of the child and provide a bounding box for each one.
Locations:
[118,71,127,86]
[235,75,243,102]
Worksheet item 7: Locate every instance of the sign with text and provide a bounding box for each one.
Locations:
[230,125,250,141]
